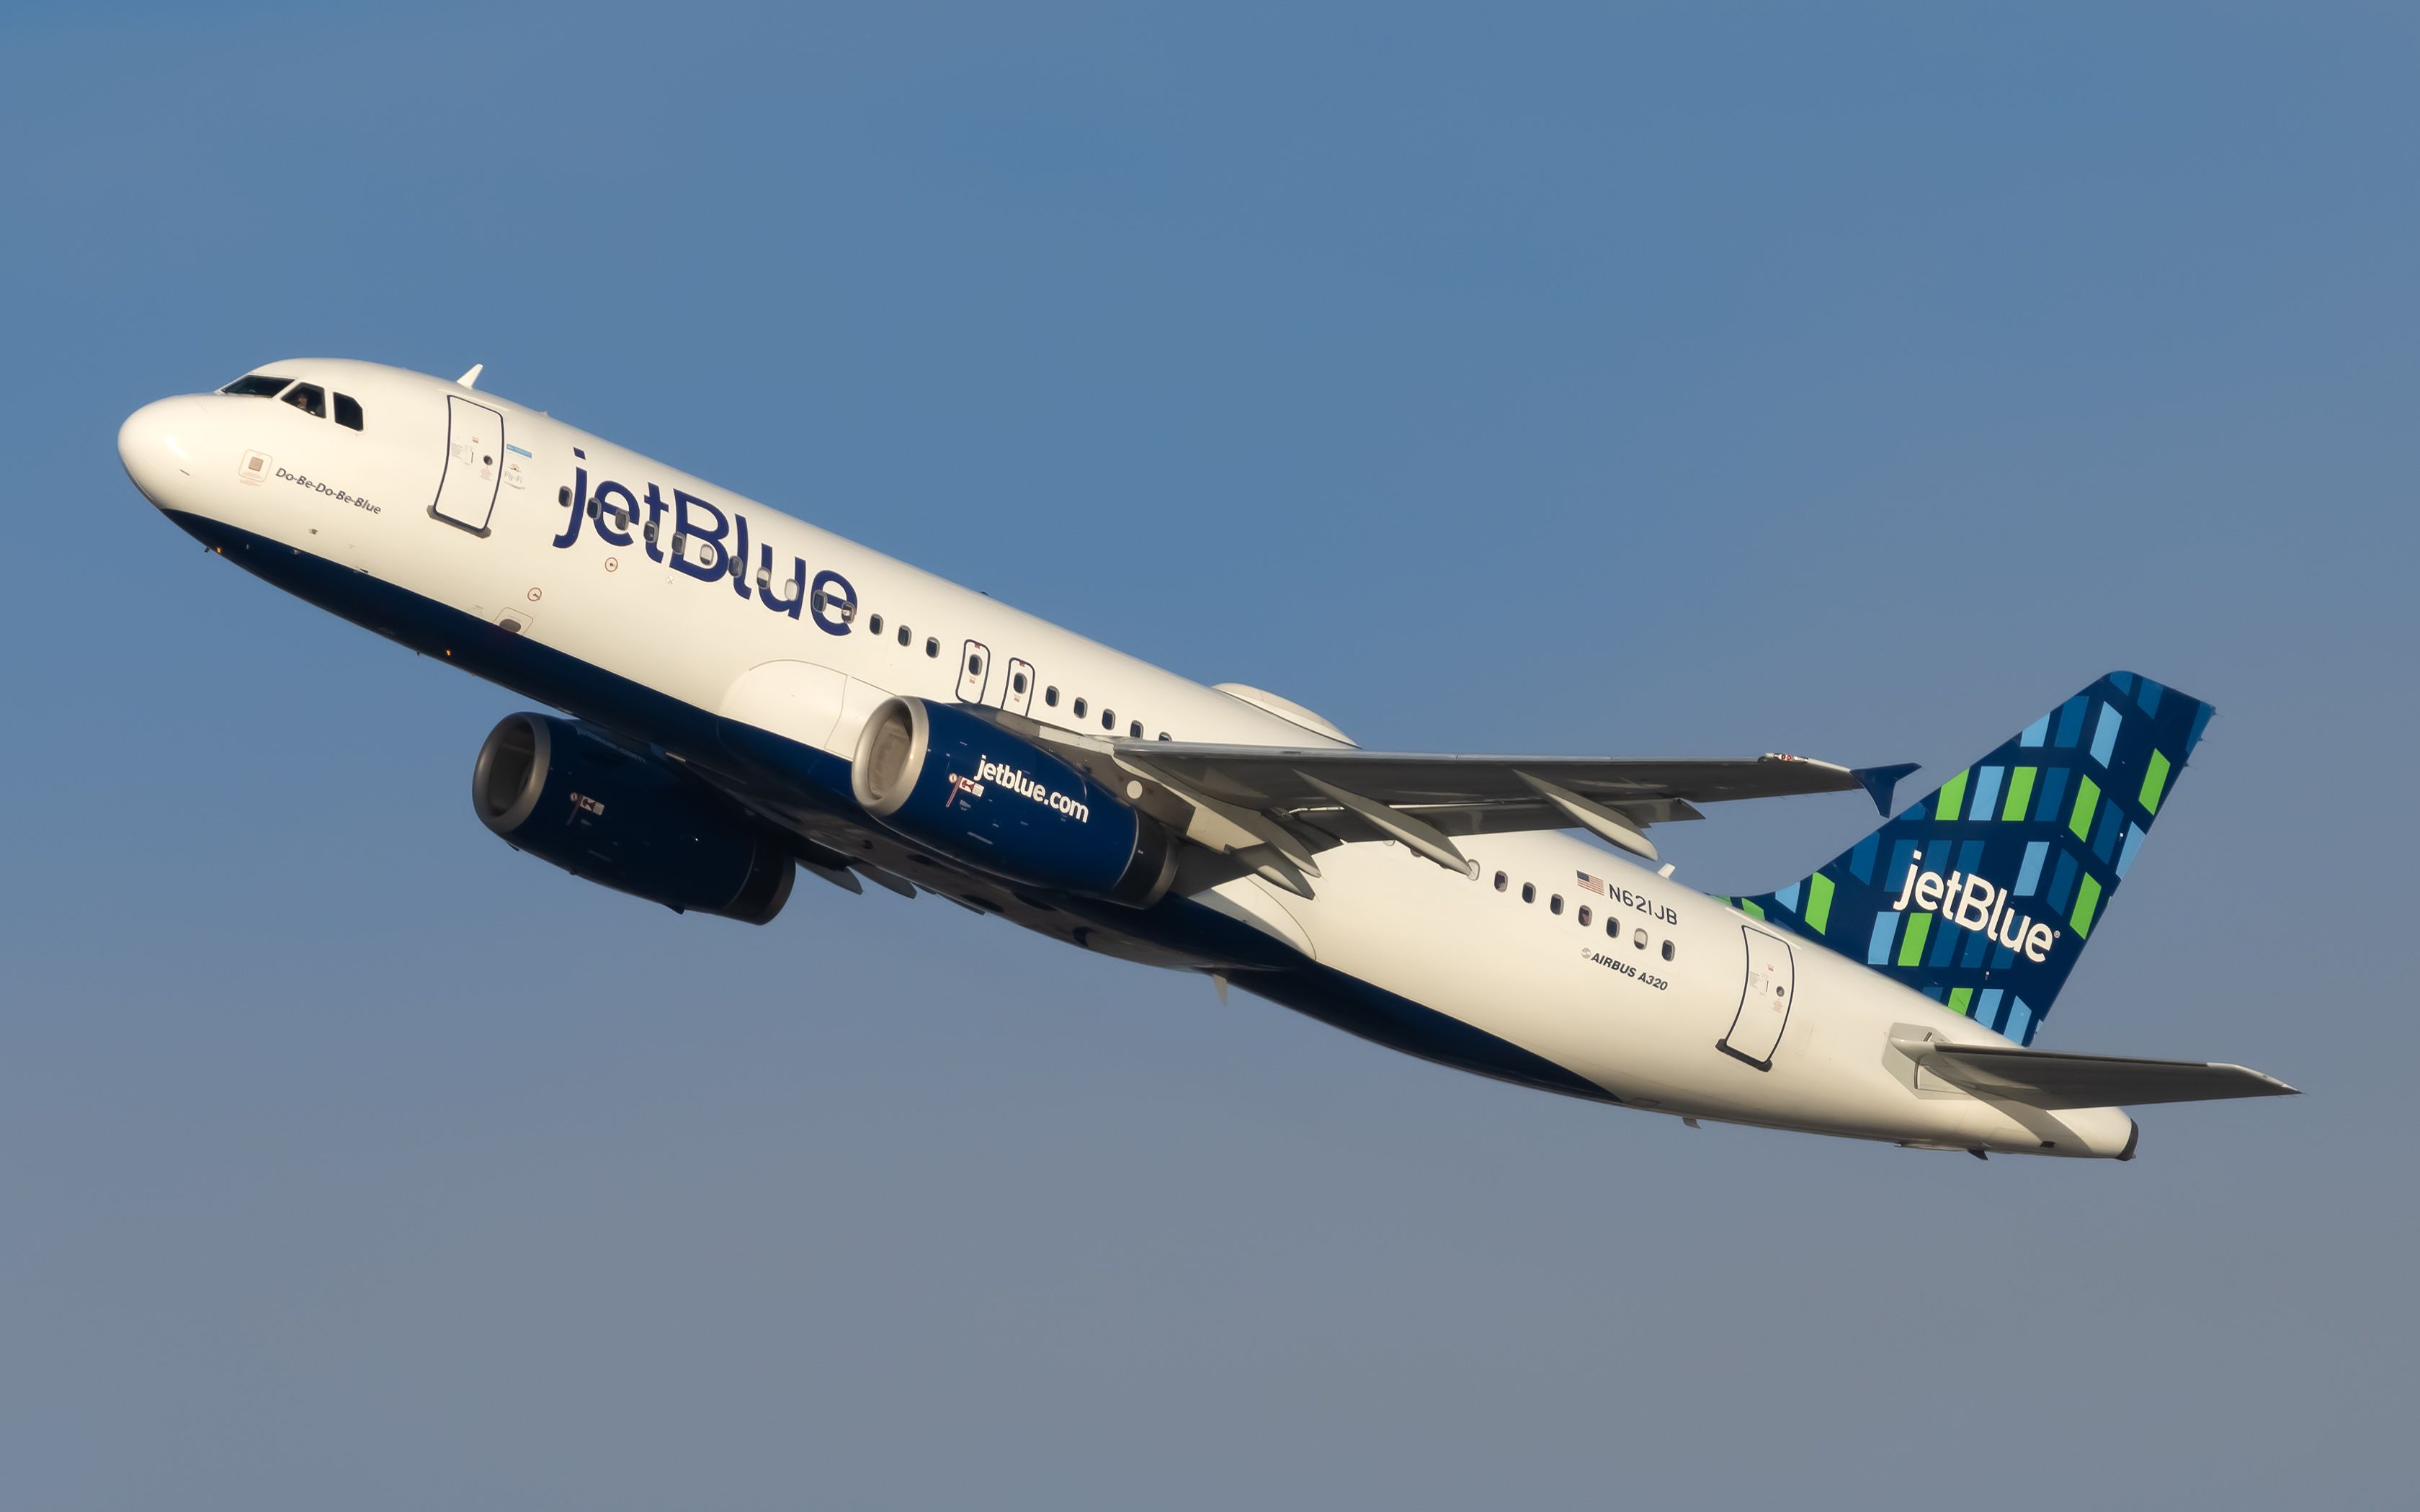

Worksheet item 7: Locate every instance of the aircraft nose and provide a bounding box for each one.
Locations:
[118,396,202,508]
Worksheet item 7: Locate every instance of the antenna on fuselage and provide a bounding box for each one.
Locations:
[455,363,484,389]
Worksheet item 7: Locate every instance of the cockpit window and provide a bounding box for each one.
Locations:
[220,373,294,398]
[280,382,326,419]
[333,393,363,431]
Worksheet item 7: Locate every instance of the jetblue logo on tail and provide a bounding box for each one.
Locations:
[1888,850,2058,962]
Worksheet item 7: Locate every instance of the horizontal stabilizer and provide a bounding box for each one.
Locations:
[1895,1039,2298,1109]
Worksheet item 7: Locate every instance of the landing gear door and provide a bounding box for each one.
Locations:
[431,394,506,535]
[1002,657,1035,715]
[1720,926,1796,1070]
[957,640,992,704]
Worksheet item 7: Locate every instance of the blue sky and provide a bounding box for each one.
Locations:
[3,3,2413,1506]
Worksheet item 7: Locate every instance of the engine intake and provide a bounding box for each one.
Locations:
[850,697,1175,905]
[473,713,795,924]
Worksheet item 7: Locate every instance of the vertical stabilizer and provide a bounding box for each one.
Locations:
[1733,672,2213,1044]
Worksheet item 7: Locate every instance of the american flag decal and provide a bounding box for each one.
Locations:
[1576,870,1606,895]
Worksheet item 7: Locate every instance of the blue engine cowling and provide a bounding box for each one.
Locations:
[472,713,796,924]
[849,697,1176,905]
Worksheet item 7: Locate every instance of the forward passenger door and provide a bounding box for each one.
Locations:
[430,394,506,534]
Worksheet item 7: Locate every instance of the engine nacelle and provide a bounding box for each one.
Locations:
[850,697,1176,905]
[472,713,795,924]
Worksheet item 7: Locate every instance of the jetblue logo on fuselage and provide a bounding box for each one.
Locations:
[1889,851,2059,962]
[971,756,1090,823]
[550,462,856,636]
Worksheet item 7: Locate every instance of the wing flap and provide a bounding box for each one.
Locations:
[1900,1040,2300,1109]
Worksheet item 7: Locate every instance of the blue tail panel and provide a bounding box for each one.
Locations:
[1733,671,2212,1044]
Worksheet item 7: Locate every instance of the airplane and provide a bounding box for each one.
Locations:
[117,359,2297,1160]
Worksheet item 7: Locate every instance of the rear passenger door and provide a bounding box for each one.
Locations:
[431,394,506,534]
[1719,926,1796,1070]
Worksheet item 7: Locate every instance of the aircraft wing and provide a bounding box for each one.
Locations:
[1122,743,1895,840]
[1122,745,1877,809]
[1897,1039,2300,1109]
[987,707,1914,893]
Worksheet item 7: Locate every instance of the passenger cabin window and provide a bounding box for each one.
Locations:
[333,393,363,430]
[1633,928,1648,949]
[869,614,883,636]
[1045,686,1060,707]
[897,625,911,646]
[1073,697,1087,719]
[1577,905,1591,926]
[1129,720,1143,738]
[1101,709,1115,730]
[1493,871,1508,892]
[925,638,939,658]
[1521,882,1535,903]
[280,382,326,419]
[1550,895,1563,916]
[220,373,293,398]
[1661,940,1676,962]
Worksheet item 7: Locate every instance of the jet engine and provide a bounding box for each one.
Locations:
[472,713,795,923]
[850,697,1176,905]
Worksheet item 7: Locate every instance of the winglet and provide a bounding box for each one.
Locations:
[1852,762,1919,816]
[455,363,484,389]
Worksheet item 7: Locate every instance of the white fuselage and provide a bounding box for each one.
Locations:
[120,359,2136,1158]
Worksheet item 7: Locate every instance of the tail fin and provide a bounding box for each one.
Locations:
[1734,672,2213,1045]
